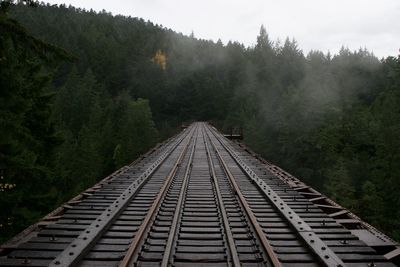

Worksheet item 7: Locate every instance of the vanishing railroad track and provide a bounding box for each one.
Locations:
[1,122,399,267]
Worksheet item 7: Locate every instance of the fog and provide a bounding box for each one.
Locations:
[44,0,400,58]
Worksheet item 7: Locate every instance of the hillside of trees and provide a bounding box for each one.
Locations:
[1,2,399,242]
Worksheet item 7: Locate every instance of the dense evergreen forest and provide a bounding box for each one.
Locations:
[1,1,399,242]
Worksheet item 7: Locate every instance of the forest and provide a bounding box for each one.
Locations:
[0,1,399,243]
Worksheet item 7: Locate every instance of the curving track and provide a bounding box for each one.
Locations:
[0,122,398,267]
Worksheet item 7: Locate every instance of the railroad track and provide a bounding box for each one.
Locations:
[0,122,398,267]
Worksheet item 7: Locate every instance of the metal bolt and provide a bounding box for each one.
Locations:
[22,257,30,265]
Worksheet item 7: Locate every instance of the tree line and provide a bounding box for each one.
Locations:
[0,2,399,242]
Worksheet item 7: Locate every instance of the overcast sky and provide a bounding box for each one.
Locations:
[45,0,399,58]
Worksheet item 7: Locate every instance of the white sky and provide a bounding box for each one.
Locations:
[44,0,400,58]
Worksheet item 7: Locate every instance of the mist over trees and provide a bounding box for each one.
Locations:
[1,2,399,242]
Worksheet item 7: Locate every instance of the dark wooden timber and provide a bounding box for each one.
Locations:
[0,122,398,267]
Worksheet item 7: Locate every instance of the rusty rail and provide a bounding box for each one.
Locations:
[205,126,282,267]
[118,125,198,267]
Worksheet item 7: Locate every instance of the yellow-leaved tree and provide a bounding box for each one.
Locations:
[152,49,167,70]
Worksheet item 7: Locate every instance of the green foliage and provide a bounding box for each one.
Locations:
[52,70,159,196]
[2,3,400,243]
[324,159,357,209]
[0,3,159,242]
[113,97,158,168]
[360,181,385,228]
[0,2,67,241]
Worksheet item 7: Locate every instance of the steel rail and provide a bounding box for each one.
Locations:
[160,127,197,267]
[204,125,282,267]
[119,124,198,267]
[207,124,346,267]
[49,124,195,267]
[202,126,241,267]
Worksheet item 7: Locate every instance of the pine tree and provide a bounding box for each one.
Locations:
[324,159,357,210]
[0,1,70,242]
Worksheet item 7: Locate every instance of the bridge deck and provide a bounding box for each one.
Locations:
[0,122,398,267]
